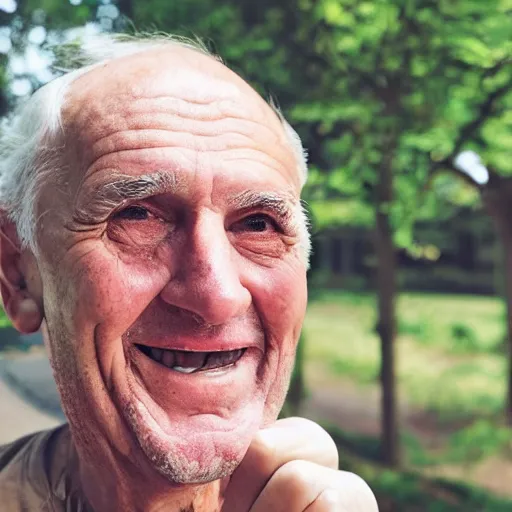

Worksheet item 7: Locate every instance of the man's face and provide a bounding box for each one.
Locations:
[34,48,307,484]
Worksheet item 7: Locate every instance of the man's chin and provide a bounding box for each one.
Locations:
[123,397,262,484]
[110,345,270,483]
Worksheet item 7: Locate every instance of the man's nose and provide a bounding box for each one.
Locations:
[160,214,251,325]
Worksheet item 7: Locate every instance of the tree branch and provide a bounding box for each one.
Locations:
[451,81,510,158]
[430,158,481,188]
[427,66,511,188]
[429,153,504,192]
[425,58,511,176]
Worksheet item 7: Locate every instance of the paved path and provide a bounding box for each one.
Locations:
[0,367,62,445]
[0,333,64,445]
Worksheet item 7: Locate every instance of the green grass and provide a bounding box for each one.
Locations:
[303,290,506,419]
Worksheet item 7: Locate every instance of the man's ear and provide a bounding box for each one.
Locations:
[0,220,43,334]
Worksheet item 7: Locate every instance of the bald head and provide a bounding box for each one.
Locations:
[62,45,300,189]
[0,34,309,258]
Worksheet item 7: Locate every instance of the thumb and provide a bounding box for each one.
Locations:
[222,418,338,512]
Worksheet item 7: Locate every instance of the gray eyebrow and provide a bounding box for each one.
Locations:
[229,190,298,222]
[73,171,178,224]
[99,172,177,201]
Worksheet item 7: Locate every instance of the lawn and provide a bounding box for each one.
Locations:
[303,290,506,420]
[300,290,512,503]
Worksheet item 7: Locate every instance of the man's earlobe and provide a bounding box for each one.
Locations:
[0,221,43,333]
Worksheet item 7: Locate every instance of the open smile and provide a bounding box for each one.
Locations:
[135,344,247,374]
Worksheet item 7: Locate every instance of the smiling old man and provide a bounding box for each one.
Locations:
[0,34,377,511]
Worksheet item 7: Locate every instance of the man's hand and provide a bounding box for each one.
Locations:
[222,418,378,511]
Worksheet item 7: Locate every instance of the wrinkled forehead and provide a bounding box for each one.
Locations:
[60,47,300,190]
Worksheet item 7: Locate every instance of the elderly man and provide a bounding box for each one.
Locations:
[0,34,377,511]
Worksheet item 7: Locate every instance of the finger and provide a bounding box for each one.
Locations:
[250,461,378,512]
[250,460,328,512]
[222,418,339,512]
[303,489,342,512]
[304,485,379,512]
[264,417,339,469]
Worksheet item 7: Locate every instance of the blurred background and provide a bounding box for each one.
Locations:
[0,0,511,510]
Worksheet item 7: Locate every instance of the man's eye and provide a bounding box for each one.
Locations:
[113,206,151,221]
[242,214,277,232]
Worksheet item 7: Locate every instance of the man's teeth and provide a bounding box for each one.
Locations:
[141,346,244,373]
[175,350,207,369]
[150,348,163,362]
[160,350,172,366]
[173,366,197,374]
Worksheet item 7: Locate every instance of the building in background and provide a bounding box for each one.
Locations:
[309,203,500,296]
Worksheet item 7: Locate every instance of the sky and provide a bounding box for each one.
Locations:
[0,0,115,97]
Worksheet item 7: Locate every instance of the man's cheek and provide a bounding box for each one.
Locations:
[247,262,307,424]
[63,253,171,339]
[251,265,306,368]
[249,262,307,340]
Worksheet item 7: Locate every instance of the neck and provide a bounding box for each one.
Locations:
[75,441,227,512]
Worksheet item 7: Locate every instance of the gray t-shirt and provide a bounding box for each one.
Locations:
[0,425,90,511]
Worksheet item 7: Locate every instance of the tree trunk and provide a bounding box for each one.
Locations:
[501,238,512,425]
[287,332,306,416]
[375,159,400,467]
[482,178,512,425]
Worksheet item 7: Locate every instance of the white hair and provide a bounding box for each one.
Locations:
[0,33,310,262]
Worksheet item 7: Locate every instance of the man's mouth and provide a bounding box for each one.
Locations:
[135,344,246,374]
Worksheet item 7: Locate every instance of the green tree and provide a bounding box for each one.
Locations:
[290,0,511,466]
